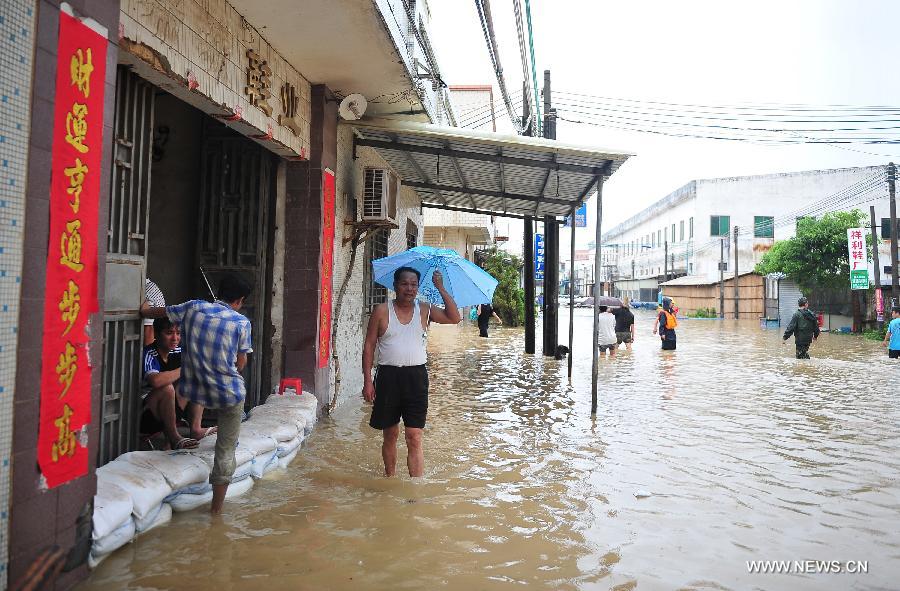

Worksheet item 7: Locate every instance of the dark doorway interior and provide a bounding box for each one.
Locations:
[146,93,275,411]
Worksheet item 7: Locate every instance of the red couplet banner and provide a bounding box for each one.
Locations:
[318,170,336,368]
[37,11,107,488]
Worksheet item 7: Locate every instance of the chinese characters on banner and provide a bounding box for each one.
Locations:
[37,12,107,488]
[318,170,336,368]
[534,234,545,281]
[846,227,869,290]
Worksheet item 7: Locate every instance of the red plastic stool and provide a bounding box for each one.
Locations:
[278,377,302,395]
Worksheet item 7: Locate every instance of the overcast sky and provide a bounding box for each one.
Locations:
[427,0,900,251]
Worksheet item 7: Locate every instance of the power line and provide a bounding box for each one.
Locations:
[475,0,528,133]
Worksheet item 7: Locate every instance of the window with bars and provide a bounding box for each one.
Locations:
[710,215,730,237]
[406,219,418,249]
[754,216,775,238]
[365,229,389,310]
[671,223,676,243]
[689,217,694,239]
[679,220,685,242]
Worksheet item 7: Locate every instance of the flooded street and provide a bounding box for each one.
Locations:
[81,310,900,591]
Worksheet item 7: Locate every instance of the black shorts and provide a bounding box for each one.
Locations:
[369,365,429,430]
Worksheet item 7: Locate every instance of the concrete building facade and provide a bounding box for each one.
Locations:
[605,165,896,307]
[4,0,456,587]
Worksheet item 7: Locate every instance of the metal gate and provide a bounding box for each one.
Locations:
[196,124,271,408]
[99,67,154,465]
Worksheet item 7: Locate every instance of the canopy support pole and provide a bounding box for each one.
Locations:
[568,207,576,378]
[524,217,535,354]
[591,176,604,415]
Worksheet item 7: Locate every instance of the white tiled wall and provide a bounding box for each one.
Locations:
[329,125,423,410]
[0,0,35,584]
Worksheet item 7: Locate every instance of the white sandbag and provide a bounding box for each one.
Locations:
[188,436,255,469]
[278,446,300,469]
[276,435,302,458]
[166,459,253,507]
[96,461,173,520]
[242,417,298,443]
[249,404,308,435]
[169,490,211,512]
[93,480,133,540]
[265,392,318,411]
[226,474,255,498]
[118,450,210,491]
[250,448,279,479]
[91,517,135,558]
[134,502,172,534]
[237,431,277,456]
[169,466,255,512]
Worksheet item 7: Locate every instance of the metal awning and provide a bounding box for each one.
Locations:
[351,119,633,219]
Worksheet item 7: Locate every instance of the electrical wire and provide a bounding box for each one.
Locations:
[512,0,535,132]
[475,0,529,133]
[524,0,541,136]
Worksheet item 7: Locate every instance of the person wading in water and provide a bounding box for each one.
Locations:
[362,267,461,477]
[653,297,678,351]
[782,296,820,359]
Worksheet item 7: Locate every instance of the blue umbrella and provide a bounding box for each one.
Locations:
[372,246,498,308]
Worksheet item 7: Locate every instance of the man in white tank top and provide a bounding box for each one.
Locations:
[363,266,461,477]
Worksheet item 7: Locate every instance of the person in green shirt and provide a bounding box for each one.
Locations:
[782,297,820,359]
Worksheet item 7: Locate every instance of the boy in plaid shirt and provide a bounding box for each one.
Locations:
[142,274,253,514]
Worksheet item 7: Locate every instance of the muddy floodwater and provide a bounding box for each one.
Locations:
[81,310,900,591]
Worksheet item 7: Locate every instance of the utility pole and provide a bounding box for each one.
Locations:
[542,69,559,357]
[889,162,899,306]
[664,240,668,283]
[522,81,535,354]
[719,239,725,319]
[733,225,740,319]
[871,205,884,329]
[591,176,604,416]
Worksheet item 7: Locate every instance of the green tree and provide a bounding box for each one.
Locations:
[755,210,869,292]
[479,246,525,326]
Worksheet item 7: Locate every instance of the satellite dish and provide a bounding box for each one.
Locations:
[339,93,368,120]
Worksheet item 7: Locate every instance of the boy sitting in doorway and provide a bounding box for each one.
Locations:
[140,317,216,449]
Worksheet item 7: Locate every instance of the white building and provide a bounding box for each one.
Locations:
[604,165,896,302]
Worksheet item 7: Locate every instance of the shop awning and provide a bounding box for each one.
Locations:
[351,120,633,220]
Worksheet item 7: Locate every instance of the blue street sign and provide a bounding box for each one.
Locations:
[564,203,587,228]
[535,234,545,280]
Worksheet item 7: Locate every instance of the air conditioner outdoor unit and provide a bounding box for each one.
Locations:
[362,167,399,223]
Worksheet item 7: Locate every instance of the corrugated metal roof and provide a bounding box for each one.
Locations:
[350,119,633,219]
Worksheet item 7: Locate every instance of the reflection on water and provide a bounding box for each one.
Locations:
[81,310,900,590]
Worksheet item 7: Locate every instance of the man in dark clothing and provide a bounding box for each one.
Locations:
[476,302,502,337]
[783,296,820,359]
[613,297,636,350]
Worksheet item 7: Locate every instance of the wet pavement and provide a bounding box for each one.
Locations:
[81,309,900,590]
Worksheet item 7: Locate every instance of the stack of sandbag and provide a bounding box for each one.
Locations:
[95,458,174,534]
[175,437,256,512]
[90,480,135,567]
[237,430,280,479]
[244,406,304,469]
[262,391,318,437]
[119,450,211,513]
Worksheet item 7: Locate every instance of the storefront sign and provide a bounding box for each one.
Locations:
[318,170,336,368]
[846,227,868,290]
[38,11,107,488]
[535,234,545,281]
[875,288,884,322]
[564,203,587,228]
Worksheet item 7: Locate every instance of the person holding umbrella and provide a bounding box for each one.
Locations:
[362,266,461,477]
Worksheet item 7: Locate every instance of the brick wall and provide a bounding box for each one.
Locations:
[9,1,120,589]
